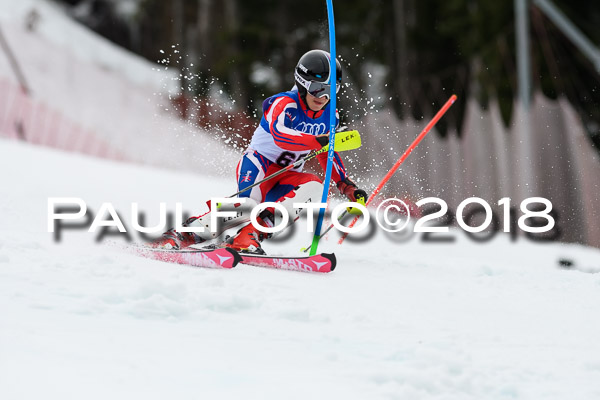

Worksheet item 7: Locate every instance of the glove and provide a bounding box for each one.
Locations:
[337,178,368,203]
[315,126,349,147]
[315,135,329,147]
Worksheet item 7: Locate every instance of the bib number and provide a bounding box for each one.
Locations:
[276,152,309,168]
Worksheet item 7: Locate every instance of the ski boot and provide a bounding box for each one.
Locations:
[226,218,270,255]
[151,216,201,250]
[151,229,199,250]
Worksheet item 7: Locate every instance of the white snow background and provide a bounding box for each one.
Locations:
[1,0,600,399]
[2,138,600,400]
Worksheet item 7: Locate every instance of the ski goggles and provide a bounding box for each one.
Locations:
[295,71,340,99]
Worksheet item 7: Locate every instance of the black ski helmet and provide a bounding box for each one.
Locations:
[294,49,343,100]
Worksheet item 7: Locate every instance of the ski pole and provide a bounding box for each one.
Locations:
[337,94,457,245]
[228,130,361,198]
[229,149,323,197]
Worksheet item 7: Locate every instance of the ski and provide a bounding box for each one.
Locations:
[129,246,242,269]
[125,242,335,273]
[239,253,336,273]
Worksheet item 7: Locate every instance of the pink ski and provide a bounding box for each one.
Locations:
[240,253,336,273]
[131,246,241,269]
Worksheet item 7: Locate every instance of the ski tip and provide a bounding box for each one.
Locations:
[224,247,243,267]
[321,253,337,271]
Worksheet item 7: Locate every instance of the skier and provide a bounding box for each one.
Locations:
[154,49,367,254]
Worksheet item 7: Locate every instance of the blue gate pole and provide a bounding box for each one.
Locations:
[310,0,337,255]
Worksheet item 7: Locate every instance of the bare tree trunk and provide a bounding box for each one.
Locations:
[172,0,185,92]
[277,1,293,88]
[224,0,247,108]
[186,0,209,86]
[197,0,212,71]
[393,0,408,118]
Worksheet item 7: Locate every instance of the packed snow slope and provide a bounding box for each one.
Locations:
[0,0,238,172]
[1,139,600,400]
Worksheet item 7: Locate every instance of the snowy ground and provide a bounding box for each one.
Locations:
[1,139,600,400]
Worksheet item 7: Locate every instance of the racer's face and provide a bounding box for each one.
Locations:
[306,92,328,112]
